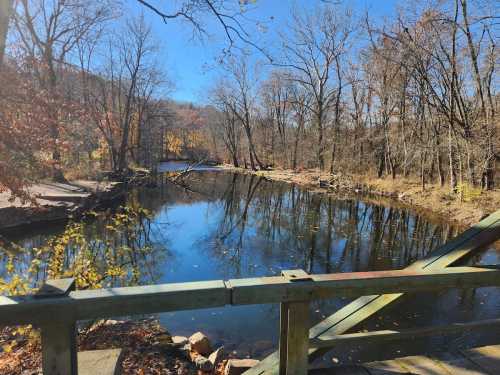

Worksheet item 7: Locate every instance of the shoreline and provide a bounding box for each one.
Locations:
[0,319,260,374]
[0,180,125,232]
[218,164,500,227]
[3,163,497,233]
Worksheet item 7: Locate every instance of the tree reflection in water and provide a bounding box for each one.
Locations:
[168,171,457,279]
[2,170,497,359]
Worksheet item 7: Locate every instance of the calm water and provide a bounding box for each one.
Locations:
[1,162,499,362]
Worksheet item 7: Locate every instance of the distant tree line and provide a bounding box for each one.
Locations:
[0,0,265,197]
[206,0,498,192]
[0,0,497,198]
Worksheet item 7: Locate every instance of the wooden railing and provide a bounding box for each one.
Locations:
[0,265,499,375]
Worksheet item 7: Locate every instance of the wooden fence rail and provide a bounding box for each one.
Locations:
[1,210,499,375]
[247,209,500,375]
[0,266,499,374]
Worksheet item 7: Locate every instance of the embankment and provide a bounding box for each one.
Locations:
[0,180,125,231]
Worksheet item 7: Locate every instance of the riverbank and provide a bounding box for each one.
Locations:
[0,180,125,231]
[219,165,500,227]
[0,319,260,374]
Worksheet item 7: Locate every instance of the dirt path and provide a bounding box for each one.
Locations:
[0,180,124,230]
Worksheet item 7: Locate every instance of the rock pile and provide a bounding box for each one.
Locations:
[319,173,356,191]
[173,331,260,375]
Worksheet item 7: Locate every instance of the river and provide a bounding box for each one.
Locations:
[1,162,499,362]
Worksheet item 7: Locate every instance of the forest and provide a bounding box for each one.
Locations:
[0,0,497,202]
[0,1,498,373]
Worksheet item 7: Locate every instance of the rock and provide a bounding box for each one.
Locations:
[189,332,212,356]
[194,355,213,371]
[224,359,260,375]
[171,336,189,348]
[78,349,123,375]
[208,346,224,367]
[156,333,173,347]
[104,319,120,325]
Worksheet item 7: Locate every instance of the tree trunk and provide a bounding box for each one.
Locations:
[293,116,304,171]
[317,112,325,170]
[0,0,13,67]
[448,123,456,191]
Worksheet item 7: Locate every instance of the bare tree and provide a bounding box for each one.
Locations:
[204,0,496,195]
[278,6,354,170]
[136,0,268,58]
[87,14,163,175]
[217,55,264,170]
[211,83,242,167]
[289,83,311,171]
[260,71,293,167]
[12,0,112,181]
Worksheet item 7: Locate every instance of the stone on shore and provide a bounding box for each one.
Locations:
[171,335,189,348]
[189,332,212,356]
[224,359,260,375]
[208,346,224,367]
[78,349,123,375]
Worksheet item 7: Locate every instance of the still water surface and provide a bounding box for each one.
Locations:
[2,162,499,361]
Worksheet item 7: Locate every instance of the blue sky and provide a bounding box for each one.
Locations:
[124,0,399,104]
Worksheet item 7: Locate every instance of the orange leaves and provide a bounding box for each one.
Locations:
[175,106,204,130]
[165,133,183,156]
[0,61,94,196]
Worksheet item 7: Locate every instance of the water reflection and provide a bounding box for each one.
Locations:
[0,206,169,291]
[150,172,457,279]
[1,167,498,360]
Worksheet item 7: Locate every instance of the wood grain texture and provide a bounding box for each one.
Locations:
[285,301,310,375]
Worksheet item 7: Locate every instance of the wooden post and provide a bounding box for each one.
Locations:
[284,301,310,375]
[279,302,289,375]
[38,278,77,375]
[278,269,311,375]
[41,320,77,375]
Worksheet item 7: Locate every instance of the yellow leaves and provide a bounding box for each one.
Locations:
[106,265,125,278]
[0,204,161,351]
[456,183,482,202]
[0,275,30,296]
[3,204,153,297]
[5,257,14,274]
[186,131,203,149]
[2,341,16,353]
[12,325,32,337]
[166,133,183,156]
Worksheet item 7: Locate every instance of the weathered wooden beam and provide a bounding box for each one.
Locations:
[0,267,498,328]
[244,210,500,375]
[279,270,311,375]
[278,302,289,375]
[284,301,309,375]
[228,266,500,305]
[40,278,77,375]
[0,280,229,326]
[42,320,77,375]
[309,318,500,350]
